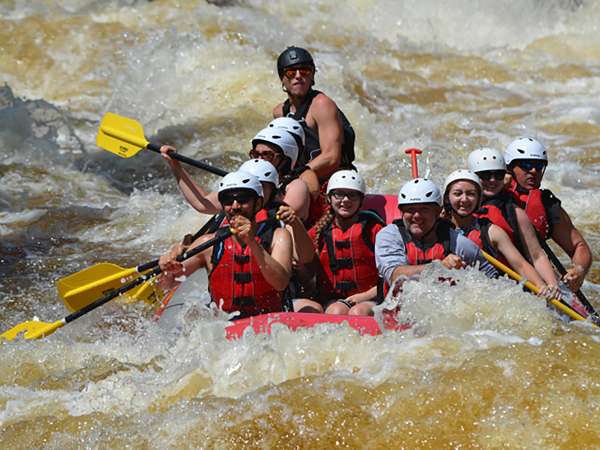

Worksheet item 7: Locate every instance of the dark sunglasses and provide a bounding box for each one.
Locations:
[283,67,313,79]
[330,190,362,201]
[249,148,281,161]
[515,160,546,171]
[476,170,506,181]
[219,191,256,206]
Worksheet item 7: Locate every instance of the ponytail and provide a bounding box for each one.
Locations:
[312,208,334,249]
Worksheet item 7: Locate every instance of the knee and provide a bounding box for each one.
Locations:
[293,299,323,313]
[325,302,349,315]
[348,303,374,316]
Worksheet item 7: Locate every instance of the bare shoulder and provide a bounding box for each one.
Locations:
[273,102,284,118]
[311,91,338,111]
[272,226,292,247]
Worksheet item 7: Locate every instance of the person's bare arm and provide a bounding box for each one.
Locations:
[306,95,343,180]
[551,207,592,291]
[299,167,321,199]
[515,208,561,290]
[160,145,221,214]
[346,286,378,305]
[247,227,292,291]
[282,178,311,221]
[277,205,315,265]
[490,224,547,289]
[158,233,213,288]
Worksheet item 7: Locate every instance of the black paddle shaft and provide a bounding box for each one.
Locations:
[64,228,232,324]
[136,212,226,273]
[146,142,228,177]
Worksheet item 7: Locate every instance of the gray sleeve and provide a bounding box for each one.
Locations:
[375,224,407,285]
[454,233,499,278]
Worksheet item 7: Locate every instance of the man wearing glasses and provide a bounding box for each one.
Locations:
[272,46,356,184]
[159,171,292,319]
[505,137,592,291]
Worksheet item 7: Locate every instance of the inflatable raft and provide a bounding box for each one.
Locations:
[155,194,403,337]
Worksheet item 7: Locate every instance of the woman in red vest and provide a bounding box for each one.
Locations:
[467,148,561,298]
[442,169,552,295]
[278,170,384,316]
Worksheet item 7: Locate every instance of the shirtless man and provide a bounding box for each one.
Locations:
[272,46,356,184]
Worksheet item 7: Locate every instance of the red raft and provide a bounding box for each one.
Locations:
[156,194,405,339]
[224,311,409,340]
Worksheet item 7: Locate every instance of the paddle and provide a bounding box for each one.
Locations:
[481,250,597,326]
[404,148,422,178]
[96,112,228,177]
[539,239,597,318]
[2,227,233,341]
[56,212,226,312]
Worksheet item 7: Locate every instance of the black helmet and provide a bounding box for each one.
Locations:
[277,46,315,78]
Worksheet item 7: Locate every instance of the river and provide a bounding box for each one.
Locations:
[1,0,599,448]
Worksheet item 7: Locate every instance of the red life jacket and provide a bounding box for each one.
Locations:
[394,219,455,265]
[314,210,384,299]
[254,200,286,223]
[464,223,483,249]
[209,221,284,318]
[506,179,561,240]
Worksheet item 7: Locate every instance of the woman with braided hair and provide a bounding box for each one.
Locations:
[278,170,384,316]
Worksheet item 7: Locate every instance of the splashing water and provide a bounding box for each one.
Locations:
[1,0,599,447]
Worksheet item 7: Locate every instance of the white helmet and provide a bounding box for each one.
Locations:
[397,178,442,207]
[268,117,305,147]
[326,170,366,195]
[217,171,263,198]
[251,127,299,169]
[467,147,506,172]
[239,159,279,187]
[504,137,548,165]
[444,169,482,195]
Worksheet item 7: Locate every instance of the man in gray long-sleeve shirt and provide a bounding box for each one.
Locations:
[375,178,497,288]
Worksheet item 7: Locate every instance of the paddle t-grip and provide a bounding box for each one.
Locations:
[404,148,422,178]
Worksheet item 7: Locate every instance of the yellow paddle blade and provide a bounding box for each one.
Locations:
[57,263,140,312]
[1,319,65,341]
[96,112,149,158]
[123,279,166,306]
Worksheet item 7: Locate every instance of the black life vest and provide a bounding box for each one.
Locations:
[283,89,356,169]
[394,219,456,265]
[460,218,503,263]
[478,192,524,253]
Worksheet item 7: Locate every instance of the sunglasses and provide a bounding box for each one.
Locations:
[515,160,546,171]
[249,149,281,161]
[283,67,313,79]
[219,191,256,206]
[476,170,506,181]
[330,190,362,201]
